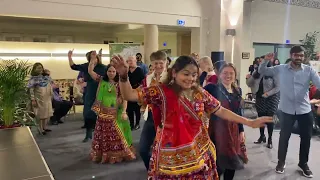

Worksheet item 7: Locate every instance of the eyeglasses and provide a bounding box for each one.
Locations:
[293,53,304,58]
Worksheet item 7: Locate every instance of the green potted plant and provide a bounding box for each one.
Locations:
[300,31,319,63]
[0,59,36,129]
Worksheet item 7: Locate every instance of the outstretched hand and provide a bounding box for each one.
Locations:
[249,116,273,128]
[112,55,129,77]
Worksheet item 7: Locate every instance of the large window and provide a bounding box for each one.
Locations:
[253,43,296,64]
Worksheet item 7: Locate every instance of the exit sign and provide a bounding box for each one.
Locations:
[177,19,185,26]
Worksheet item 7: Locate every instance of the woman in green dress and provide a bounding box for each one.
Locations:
[88,56,136,164]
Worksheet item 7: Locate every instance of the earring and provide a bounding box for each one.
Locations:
[169,78,175,85]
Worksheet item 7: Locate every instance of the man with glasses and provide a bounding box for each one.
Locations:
[258,46,320,178]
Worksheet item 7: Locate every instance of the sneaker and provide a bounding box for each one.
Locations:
[298,163,313,178]
[275,161,286,174]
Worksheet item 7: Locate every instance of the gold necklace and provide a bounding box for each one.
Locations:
[182,90,194,101]
[108,82,115,93]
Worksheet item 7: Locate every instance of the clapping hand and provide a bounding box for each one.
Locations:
[112,55,129,77]
[249,116,273,128]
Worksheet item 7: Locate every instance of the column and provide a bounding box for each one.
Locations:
[191,28,201,55]
[199,0,251,95]
[144,24,159,65]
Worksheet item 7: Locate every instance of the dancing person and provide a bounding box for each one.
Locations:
[258,46,320,178]
[113,55,272,179]
[246,61,280,149]
[28,63,53,135]
[68,49,107,142]
[127,55,145,130]
[136,53,148,76]
[205,63,247,180]
[139,50,168,170]
[199,56,216,87]
[88,57,136,163]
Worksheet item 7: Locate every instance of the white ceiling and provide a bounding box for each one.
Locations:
[0,16,191,34]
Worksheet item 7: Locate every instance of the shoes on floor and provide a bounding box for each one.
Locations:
[267,137,273,149]
[134,124,140,130]
[44,129,52,132]
[275,161,286,174]
[298,163,313,178]
[254,136,266,144]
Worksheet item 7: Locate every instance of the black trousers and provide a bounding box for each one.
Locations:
[52,100,73,122]
[278,111,314,164]
[127,101,141,128]
[257,112,274,138]
[217,168,235,180]
[139,111,156,170]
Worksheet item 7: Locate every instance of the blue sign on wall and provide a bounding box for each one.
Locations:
[163,42,167,47]
[177,19,185,26]
[285,40,290,44]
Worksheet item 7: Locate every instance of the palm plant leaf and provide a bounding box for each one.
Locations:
[0,59,32,126]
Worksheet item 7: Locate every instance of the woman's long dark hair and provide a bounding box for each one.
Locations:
[164,56,199,94]
[252,61,272,79]
[30,62,44,76]
[103,64,119,82]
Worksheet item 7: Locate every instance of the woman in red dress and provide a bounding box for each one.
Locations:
[112,55,272,179]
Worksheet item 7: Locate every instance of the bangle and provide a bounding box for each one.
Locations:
[120,75,128,82]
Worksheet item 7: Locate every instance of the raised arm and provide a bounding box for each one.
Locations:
[68,49,75,67]
[258,53,279,76]
[113,55,139,102]
[88,58,101,81]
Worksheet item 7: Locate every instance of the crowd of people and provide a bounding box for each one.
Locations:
[26,45,320,179]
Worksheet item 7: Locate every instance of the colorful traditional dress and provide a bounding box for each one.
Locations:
[28,75,53,120]
[205,83,248,173]
[136,85,221,180]
[90,80,136,163]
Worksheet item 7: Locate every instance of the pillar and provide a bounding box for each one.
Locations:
[191,28,201,55]
[198,0,251,96]
[144,24,158,65]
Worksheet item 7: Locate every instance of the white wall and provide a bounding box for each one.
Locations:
[0,42,110,79]
[250,0,320,44]
[0,0,201,27]
[0,19,180,56]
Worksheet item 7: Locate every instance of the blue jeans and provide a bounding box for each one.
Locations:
[139,111,156,170]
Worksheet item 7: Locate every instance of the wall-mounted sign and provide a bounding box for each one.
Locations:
[163,42,167,47]
[242,52,250,59]
[177,19,185,26]
[286,40,290,44]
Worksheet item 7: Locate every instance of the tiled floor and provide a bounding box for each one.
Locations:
[34,113,320,180]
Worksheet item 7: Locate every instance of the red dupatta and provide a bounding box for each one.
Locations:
[154,85,217,176]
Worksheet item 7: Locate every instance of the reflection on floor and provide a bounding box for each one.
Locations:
[34,113,320,180]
